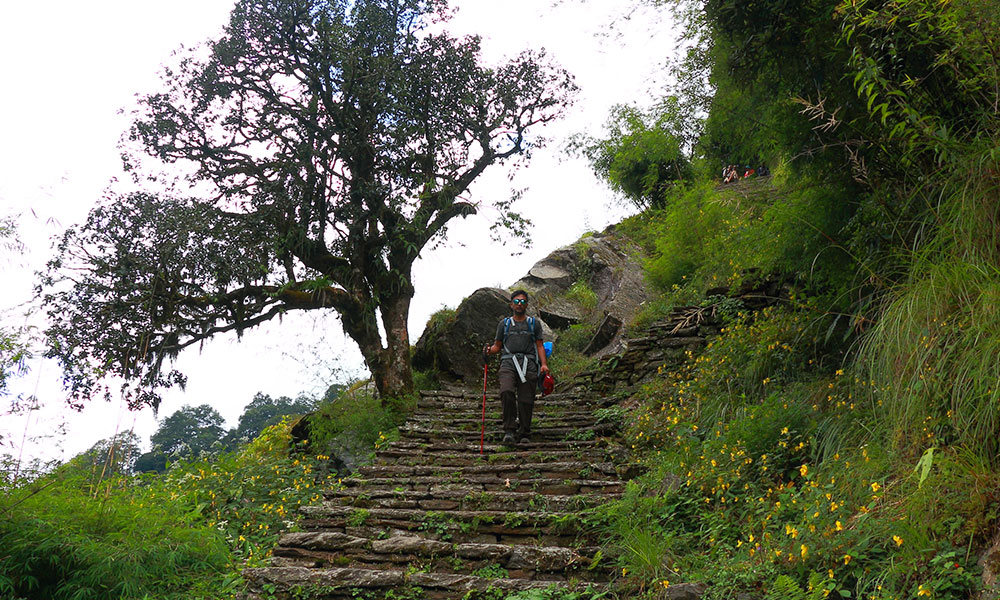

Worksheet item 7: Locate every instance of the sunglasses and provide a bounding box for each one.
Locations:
[512,299,527,305]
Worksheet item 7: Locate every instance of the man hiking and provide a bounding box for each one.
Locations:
[484,290,550,446]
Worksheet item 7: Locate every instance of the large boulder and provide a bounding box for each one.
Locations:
[414,226,653,384]
[412,288,553,382]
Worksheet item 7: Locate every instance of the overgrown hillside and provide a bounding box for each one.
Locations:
[566,0,1000,596]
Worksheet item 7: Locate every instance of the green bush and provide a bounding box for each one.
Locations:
[0,474,231,600]
[564,281,598,313]
[0,418,338,599]
[306,389,404,461]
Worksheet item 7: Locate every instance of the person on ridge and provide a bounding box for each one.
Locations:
[483,290,550,446]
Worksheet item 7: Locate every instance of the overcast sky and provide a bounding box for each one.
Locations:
[0,0,678,465]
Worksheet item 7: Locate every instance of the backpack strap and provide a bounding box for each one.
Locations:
[501,316,540,384]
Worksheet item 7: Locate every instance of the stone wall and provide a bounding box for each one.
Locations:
[576,308,721,391]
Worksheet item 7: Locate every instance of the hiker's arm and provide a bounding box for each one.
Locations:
[484,341,502,356]
[536,339,549,374]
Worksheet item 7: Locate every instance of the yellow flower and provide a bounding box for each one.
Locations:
[835,520,844,531]
[662,580,670,588]
[799,464,808,478]
[893,535,904,546]
[622,567,628,576]
[871,482,881,492]
[843,554,852,565]
[800,544,809,559]
[917,584,931,596]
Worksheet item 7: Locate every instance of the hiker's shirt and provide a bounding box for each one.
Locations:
[496,317,543,380]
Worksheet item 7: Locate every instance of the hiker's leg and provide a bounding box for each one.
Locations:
[515,376,537,439]
[499,368,519,435]
[517,398,534,439]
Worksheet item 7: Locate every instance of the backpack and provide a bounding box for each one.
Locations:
[501,316,539,384]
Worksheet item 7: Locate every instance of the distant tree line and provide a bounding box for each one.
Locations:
[72,387,345,475]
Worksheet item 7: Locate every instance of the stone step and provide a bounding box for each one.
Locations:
[382,439,613,454]
[339,475,625,496]
[268,532,611,580]
[406,414,603,429]
[356,461,620,481]
[244,565,607,600]
[415,393,600,404]
[325,488,620,512]
[398,423,616,442]
[416,397,607,411]
[374,448,620,467]
[295,505,594,546]
[408,406,605,419]
[245,383,633,600]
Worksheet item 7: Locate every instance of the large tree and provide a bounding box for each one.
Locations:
[41,0,575,408]
[149,404,228,457]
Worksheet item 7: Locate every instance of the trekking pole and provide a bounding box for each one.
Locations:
[481,355,488,455]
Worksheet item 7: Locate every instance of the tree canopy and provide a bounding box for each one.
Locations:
[149,404,227,457]
[233,392,315,443]
[1,216,30,401]
[40,0,576,408]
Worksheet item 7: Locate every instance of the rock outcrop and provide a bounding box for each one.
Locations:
[413,226,652,382]
[411,288,553,383]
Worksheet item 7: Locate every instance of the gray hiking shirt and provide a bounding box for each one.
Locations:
[495,317,543,377]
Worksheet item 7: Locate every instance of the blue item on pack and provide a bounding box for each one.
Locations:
[543,341,553,357]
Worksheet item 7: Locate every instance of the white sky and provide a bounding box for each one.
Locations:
[0,0,678,465]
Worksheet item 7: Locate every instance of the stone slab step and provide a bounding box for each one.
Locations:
[300,504,574,527]
[294,506,592,545]
[339,475,625,495]
[269,533,610,579]
[373,448,620,467]
[245,565,606,600]
[383,439,614,453]
[416,399,608,412]
[398,423,616,441]
[406,415,605,429]
[325,488,620,512]
[356,461,620,480]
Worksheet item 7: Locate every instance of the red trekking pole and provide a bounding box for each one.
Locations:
[480,358,488,454]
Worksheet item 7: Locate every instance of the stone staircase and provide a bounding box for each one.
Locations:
[244,388,628,599]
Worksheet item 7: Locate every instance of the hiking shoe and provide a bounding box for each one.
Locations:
[517,436,531,445]
[502,433,516,445]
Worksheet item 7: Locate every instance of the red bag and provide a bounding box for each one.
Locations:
[540,372,556,396]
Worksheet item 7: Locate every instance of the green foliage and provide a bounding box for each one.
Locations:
[305,389,402,462]
[573,99,694,210]
[564,281,598,313]
[593,305,996,598]
[64,432,144,482]
[556,323,594,354]
[41,0,578,406]
[633,177,855,299]
[470,564,508,580]
[763,573,827,600]
[502,585,610,599]
[0,216,30,399]
[0,418,336,598]
[150,404,227,457]
[233,392,316,444]
[0,474,230,600]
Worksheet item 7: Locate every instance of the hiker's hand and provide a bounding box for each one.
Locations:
[540,364,550,375]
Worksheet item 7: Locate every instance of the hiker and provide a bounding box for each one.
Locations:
[483,290,550,446]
